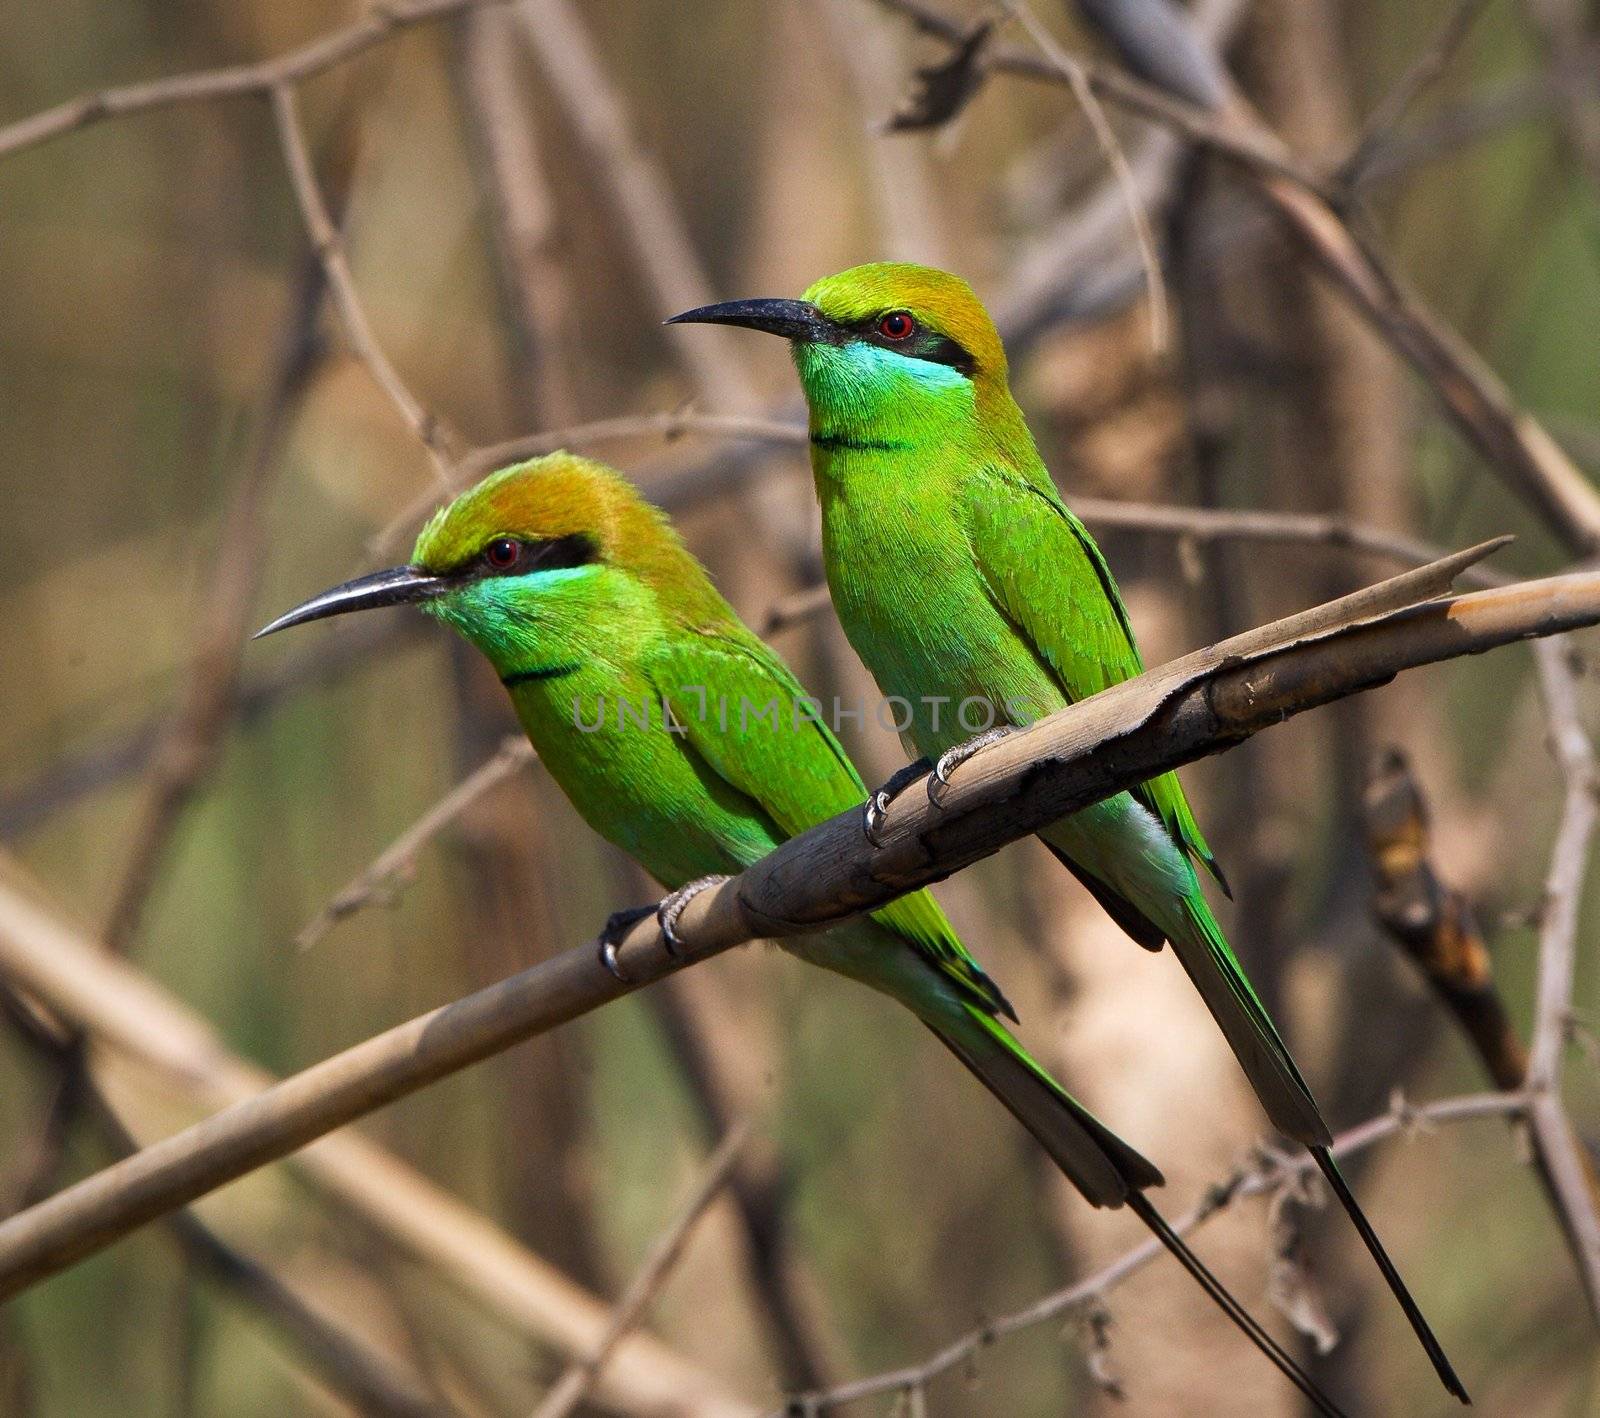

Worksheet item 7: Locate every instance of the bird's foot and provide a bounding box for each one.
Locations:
[597,904,654,983]
[657,875,731,957]
[862,758,933,847]
[928,726,1015,809]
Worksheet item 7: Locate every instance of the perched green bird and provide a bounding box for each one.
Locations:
[258,453,1342,1413]
[671,264,1468,1403]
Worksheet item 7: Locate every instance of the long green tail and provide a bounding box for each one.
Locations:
[1172,894,1331,1147]
[1146,892,1468,1403]
[933,1001,1161,1206]
[929,1001,1349,1417]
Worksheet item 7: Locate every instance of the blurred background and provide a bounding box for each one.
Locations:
[1,0,1598,1414]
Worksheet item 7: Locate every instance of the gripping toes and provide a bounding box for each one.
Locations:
[928,726,1014,809]
[657,875,731,956]
[861,758,933,847]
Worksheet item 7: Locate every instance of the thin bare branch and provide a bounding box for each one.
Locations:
[0,0,508,162]
[0,871,757,1418]
[532,1122,750,1418]
[779,1090,1524,1411]
[1343,0,1499,179]
[4,547,1595,1302]
[1005,0,1169,352]
[270,83,457,481]
[298,737,536,950]
[1526,639,1600,1315]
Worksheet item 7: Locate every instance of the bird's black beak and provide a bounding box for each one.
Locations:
[253,564,449,639]
[665,298,832,342]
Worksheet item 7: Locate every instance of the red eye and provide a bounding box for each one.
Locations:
[485,537,521,570]
[877,311,914,341]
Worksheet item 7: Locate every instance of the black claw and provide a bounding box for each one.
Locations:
[596,904,653,983]
[657,909,683,957]
[861,758,933,845]
[927,727,1013,810]
[863,790,892,847]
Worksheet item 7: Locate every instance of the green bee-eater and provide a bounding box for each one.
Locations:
[671,264,1467,1403]
[258,453,1343,1413]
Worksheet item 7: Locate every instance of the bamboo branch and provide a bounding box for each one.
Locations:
[0,871,757,1418]
[4,546,1596,1304]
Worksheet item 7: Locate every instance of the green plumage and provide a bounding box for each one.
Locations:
[414,453,1162,1209]
[262,447,1360,1411]
[709,260,1463,1399]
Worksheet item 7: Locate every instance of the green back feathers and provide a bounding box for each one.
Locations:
[415,452,1015,1022]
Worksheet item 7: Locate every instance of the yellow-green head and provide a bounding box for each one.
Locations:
[669,262,1027,451]
[255,453,725,682]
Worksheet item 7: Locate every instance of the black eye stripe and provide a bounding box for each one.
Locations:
[472,533,600,579]
[852,314,976,376]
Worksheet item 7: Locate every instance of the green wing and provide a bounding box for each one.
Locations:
[645,621,1016,1018]
[963,465,1225,889]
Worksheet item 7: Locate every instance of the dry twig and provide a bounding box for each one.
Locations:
[296,737,537,950]
[1525,640,1600,1317]
[0,871,757,1418]
[781,1091,1523,1411]
[531,1122,750,1418]
[3,547,1594,1302]
[0,0,508,160]
[270,84,457,481]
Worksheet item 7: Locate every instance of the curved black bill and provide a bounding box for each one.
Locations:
[253,564,448,639]
[665,298,832,342]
